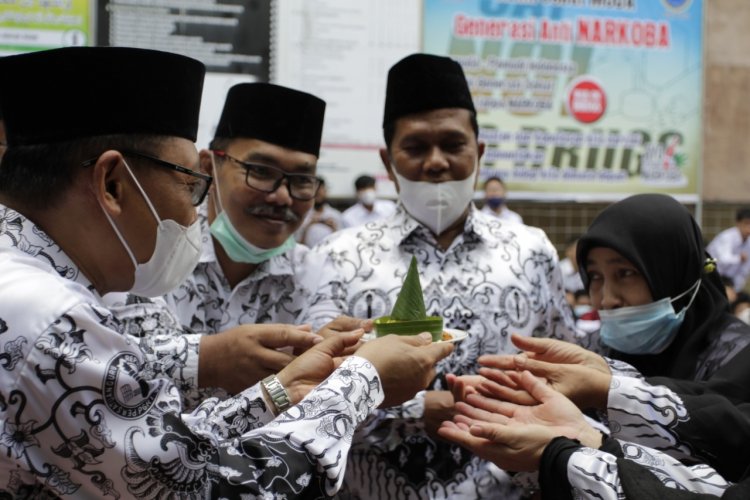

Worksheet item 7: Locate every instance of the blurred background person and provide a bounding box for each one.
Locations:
[559,235,585,305]
[480,176,522,224]
[707,207,750,292]
[341,173,396,228]
[296,176,342,247]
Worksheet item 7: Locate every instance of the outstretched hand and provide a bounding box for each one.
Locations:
[477,334,612,410]
[438,370,603,472]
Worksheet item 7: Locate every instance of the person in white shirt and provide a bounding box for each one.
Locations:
[296,176,343,247]
[341,174,396,227]
[707,207,750,291]
[310,52,591,500]
[0,46,453,499]
[480,176,523,224]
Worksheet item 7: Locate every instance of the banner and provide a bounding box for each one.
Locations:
[424,0,702,200]
[0,1,90,55]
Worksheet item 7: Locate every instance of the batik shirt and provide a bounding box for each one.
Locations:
[546,439,731,499]
[310,204,592,499]
[0,204,384,498]
[165,206,344,334]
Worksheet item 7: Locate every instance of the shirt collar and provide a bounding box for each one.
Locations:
[0,203,97,293]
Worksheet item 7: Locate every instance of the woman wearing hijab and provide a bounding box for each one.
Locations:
[440,194,750,496]
[577,193,750,380]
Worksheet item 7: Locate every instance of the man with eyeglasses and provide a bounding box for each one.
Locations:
[0,47,453,498]
[117,82,364,408]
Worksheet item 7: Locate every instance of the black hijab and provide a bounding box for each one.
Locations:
[577,193,730,378]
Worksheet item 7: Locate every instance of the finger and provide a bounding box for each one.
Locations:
[518,370,560,404]
[477,354,517,371]
[463,393,523,418]
[257,348,297,371]
[454,401,509,424]
[395,332,434,346]
[478,367,519,388]
[419,339,455,362]
[437,422,488,450]
[258,325,323,349]
[509,354,558,378]
[509,333,554,354]
[476,379,536,406]
[469,422,515,444]
[305,330,364,358]
[445,373,457,390]
[319,315,366,333]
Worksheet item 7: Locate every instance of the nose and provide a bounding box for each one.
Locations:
[423,146,450,174]
[598,281,622,310]
[266,177,293,205]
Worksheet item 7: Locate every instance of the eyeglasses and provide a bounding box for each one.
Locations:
[82,150,213,206]
[212,150,321,201]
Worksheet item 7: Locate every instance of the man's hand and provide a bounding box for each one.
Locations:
[277,331,364,404]
[199,324,322,394]
[355,333,454,408]
[438,371,603,472]
[309,315,373,356]
[424,390,456,438]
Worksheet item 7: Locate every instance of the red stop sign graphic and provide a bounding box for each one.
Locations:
[566,77,607,123]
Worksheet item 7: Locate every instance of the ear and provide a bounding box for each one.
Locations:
[379,147,399,191]
[89,150,126,217]
[198,148,213,177]
[474,141,487,190]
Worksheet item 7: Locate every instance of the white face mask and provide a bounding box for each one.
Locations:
[101,159,202,297]
[392,161,478,235]
[358,188,377,207]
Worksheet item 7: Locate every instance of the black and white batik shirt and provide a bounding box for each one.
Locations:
[310,203,595,499]
[0,204,384,499]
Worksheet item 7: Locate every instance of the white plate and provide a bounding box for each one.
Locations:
[362,328,468,344]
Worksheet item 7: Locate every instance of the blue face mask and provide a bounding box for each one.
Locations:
[573,304,593,318]
[486,196,505,209]
[598,279,701,355]
[208,153,296,264]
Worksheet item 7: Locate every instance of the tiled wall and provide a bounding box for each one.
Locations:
[507,201,749,255]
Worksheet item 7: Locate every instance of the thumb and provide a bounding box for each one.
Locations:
[420,339,455,363]
[261,326,323,349]
[306,330,363,357]
[518,370,557,403]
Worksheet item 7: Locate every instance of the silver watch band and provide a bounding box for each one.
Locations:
[262,374,292,414]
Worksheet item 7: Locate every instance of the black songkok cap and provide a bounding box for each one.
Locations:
[383,53,476,127]
[214,83,326,157]
[0,47,205,147]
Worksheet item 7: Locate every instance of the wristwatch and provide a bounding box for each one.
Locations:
[262,375,292,414]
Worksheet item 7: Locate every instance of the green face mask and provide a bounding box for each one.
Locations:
[208,151,296,264]
[209,211,296,264]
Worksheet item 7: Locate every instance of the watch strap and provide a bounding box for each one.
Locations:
[262,374,292,414]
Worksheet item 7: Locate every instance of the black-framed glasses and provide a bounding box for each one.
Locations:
[82,150,213,206]
[212,150,321,201]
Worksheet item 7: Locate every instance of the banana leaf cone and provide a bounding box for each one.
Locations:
[375,256,443,341]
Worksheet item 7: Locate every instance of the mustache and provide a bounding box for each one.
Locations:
[245,205,300,222]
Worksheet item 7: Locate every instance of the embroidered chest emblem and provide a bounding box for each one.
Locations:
[103,352,160,419]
